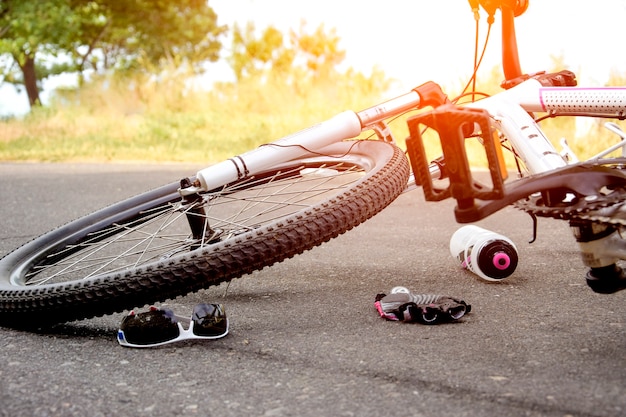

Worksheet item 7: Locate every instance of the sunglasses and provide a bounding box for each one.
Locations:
[117,303,229,348]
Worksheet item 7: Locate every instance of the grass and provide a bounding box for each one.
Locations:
[1,68,625,167]
[0,69,394,163]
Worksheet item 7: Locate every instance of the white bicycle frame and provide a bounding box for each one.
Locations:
[180,78,626,270]
[188,78,626,187]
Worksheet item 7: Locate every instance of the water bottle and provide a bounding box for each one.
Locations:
[449,225,518,281]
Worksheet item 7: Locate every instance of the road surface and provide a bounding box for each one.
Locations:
[0,163,624,417]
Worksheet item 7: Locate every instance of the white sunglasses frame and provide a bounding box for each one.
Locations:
[117,307,229,348]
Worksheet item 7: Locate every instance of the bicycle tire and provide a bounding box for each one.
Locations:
[0,141,410,327]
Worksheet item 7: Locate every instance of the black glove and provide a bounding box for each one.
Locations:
[375,286,471,325]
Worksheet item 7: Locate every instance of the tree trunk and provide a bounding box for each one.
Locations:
[21,56,41,108]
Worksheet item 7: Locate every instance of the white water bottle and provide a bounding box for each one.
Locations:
[449,225,518,281]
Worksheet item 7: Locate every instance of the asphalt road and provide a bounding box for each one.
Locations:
[0,162,624,417]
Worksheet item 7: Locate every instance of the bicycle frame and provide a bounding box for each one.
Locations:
[186,79,626,190]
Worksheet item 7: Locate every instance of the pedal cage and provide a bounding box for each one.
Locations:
[406,104,506,220]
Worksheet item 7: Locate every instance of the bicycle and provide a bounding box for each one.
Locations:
[1,0,625,327]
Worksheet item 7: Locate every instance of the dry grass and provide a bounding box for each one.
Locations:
[0,68,393,163]
[1,67,624,165]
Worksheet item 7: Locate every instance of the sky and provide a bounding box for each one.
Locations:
[210,0,626,88]
[2,0,625,115]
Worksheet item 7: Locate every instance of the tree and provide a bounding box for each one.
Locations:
[0,0,226,109]
[230,23,292,80]
[290,23,345,76]
[0,0,78,106]
[229,21,346,82]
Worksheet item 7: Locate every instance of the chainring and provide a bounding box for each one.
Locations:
[514,177,626,227]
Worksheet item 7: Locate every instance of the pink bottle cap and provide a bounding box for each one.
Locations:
[492,252,511,270]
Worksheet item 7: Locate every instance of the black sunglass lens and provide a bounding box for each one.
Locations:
[120,309,179,345]
[192,304,227,337]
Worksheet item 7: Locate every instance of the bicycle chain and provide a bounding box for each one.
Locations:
[514,185,626,227]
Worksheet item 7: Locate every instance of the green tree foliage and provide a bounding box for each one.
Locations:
[229,21,346,82]
[290,23,345,75]
[0,0,226,109]
[230,23,292,80]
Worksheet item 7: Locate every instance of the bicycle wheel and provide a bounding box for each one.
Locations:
[0,141,410,326]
